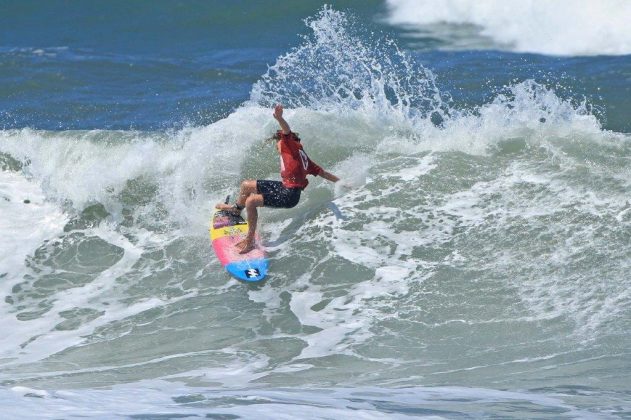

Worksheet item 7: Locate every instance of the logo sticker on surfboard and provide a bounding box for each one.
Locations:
[245,268,261,279]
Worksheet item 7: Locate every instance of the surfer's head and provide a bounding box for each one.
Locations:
[270,130,300,142]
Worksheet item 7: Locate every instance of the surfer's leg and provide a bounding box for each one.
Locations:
[237,193,264,254]
[236,180,258,207]
[215,180,257,212]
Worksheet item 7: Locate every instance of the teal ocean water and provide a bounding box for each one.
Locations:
[1,1,631,418]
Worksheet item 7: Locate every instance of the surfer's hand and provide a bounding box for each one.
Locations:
[273,104,283,120]
[273,104,291,134]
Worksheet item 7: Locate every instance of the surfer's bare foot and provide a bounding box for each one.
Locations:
[215,203,241,214]
[236,238,255,254]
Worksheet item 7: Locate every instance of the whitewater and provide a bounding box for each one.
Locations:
[1,4,631,418]
[384,0,631,56]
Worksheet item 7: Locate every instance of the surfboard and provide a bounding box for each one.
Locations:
[210,203,268,282]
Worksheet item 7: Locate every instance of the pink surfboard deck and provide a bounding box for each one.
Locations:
[210,209,268,282]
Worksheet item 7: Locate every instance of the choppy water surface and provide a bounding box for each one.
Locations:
[1,2,631,418]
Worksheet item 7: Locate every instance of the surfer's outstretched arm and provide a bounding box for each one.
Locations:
[319,170,340,183]
[273,104,291,134]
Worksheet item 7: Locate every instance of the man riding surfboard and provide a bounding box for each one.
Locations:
[215,104,340,253]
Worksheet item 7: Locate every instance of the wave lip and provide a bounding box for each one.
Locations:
[384,0,631,56]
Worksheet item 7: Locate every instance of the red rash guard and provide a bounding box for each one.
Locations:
[278,131,323,189]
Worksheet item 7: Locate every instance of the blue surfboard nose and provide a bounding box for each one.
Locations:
[226,259,269,282]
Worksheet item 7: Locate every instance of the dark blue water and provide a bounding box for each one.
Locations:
[0,1,383,129]
[2,1,629,132]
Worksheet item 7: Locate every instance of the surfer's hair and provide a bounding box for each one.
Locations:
[270,130,300,141]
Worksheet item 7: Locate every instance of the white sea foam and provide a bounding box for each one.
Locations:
[401,80,606,156]
[0,171,70,363]
[385,0,631,56]
[0,170,67,277]
[162,350,272,387]
[0,222,197,367]
[0,108,276,233]
[435,159,631,338]
[0,382,602,419]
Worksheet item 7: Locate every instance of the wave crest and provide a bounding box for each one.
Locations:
[251,6,448,124]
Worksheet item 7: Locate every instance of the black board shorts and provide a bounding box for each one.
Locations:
[257,180,301,208]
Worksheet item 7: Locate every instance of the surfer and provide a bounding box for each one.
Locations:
[216,104,340,254]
